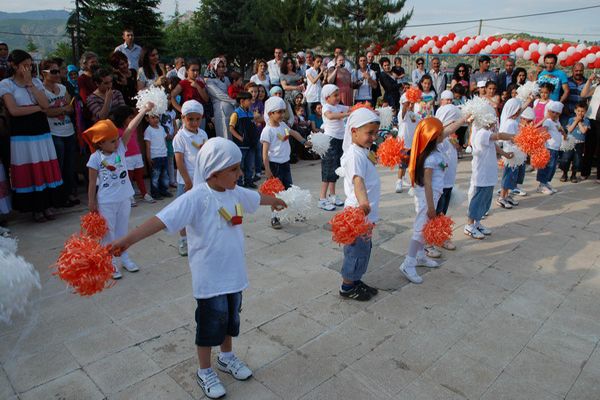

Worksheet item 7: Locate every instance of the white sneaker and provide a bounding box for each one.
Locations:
[536,184,553,195]
[178,238,188,256]
[217,355,253,380]
[416,254,440,268]
[424,245,441,258]
[196,369,226,399]
[496,197,513,209]
[122,260,140,272]
[511,188,527,196]
[505,196,519,206]
[143,193,156,203]
[328,195,344,207]
[112,267,122,280]
[546,183,558,194]
[464,224,485,239]
[130,196,137,207]
[318,199,336,211]
[395,179,403,193]
[476,224,492,235]
[400,259,423,284]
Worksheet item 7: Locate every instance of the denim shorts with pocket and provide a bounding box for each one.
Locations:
[195,292,242,347]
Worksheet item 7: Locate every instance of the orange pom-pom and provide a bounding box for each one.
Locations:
[259,177,285,196]
[405,87,423,103]
[329,207,374,245]
[53,234,115,296]
[514,124,551,155]
[530,148,550,169]
[377,136,404,168]
[350,102,374,113]
[423,215,454,246]
[80,211,108,239]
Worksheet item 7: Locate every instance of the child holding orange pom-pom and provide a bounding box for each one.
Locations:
[84,101,154,279]
[110,138,286,399]
[536,101,567,195]
[337,106,380,301]
[395,94,420,193]
[261,96,309,229]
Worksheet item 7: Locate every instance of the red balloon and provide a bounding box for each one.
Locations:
[449,33,456,39]
[436,40,443,48]
[432,35,439,41]
[531,51,540,63]
[510,43,519,51]
[573,53,583,61]
[560,60,568,67]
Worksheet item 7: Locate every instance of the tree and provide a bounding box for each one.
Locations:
[163,2,202,62]
[325,0,412,62]
[49,42,74,62]
[26,38,39,54]
[110,0,164,49]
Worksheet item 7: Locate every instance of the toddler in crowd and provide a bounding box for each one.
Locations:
[227,71,243,100]
[144,113,174,200]
[229,91,259,188]
[536,101,567,194]
[560,101,589,183]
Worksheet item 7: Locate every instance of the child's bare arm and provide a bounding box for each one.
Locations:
[262,141,272,178]
[229,125,243,142]
[174,152,192,190]
[122,102,154,146]
[110,216,166,256]
[423,168,436,219]
[323,110,349,120]
[259,193,287,211]
[352,175,370,215]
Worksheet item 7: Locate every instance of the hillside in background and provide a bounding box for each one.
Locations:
[0,10,69,55]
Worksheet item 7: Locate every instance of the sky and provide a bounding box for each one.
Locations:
[3,0,600,42]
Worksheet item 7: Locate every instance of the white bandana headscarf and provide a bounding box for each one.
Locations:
[193,137,242,185]
[435,104,462,126]
[500,98,522,126]
[263,96,287,125]
[320,84,339,105]
[342,107,380,153]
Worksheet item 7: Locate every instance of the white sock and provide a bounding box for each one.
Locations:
[404,255,416,266]
[219,351,234,361]
[416,250,426,259]
[198,367,213,377]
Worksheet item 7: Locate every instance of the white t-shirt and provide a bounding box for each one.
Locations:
[260,122,291,164]
[156,184,260,299]
[172,127,209,184]
[417,149,446,194]
[267,59,281,84]
[471,128,497,187]
[322,103,349,140]
[437,140,456,189]
[543,118,563,151]
[43,84,75,137]
[353,69,377,101]
[304,67,322,103]
[86,142,134,203]
[341,144,381,223]
[499,118,518,148]
[250,74,270,91]
[0,77,44,106]
[144,125,168,158]
[398,109,421,149]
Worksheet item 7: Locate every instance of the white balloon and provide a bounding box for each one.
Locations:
[442,45,449,53]
[528,43,538,52]
[491,42,500,50]
[432,47,440,54]
[523,50,531,60]
[586,54,597,64]
[480,48,488,54]
[428,39,435,46]
[407,39,415,46]
[567,47,576,56]
[558,51,567,61]
[509,39,517,45]
[515,48,525,58]
[468,39,475,46]
[576,43,586,52]
[447,40,455,47]
[538,43,547,54]
[500,38,508,45]
[547,44,555,52]
[596,51,600,58]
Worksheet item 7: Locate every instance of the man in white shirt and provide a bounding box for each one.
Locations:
[267,48,284,87]
[429,57,447,105]
[114,29,142,71]
[327,47,354,72]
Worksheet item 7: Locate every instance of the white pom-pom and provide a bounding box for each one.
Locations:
[0,236,17,254]
[503,144,527,168]
[135,86,168,116]
[516,81,539,102]
[335,167,345,177]
[308,133,331,158]
[0,250,40,324]
[560,135,577,151]
[448,185,467,209]
[376,106,393,130]
[275,185,313,222]
[462,97,497,128]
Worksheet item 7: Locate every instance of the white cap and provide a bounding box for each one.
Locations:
[521,107,535,121]
[477,80,487,88]
[546,101,564,114]
[181,100,204,116]
[440,90,453,100]
[296,51,306,58]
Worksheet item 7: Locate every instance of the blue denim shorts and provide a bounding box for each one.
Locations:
[195,292,242,347]
[341,236,372,281]
[501,165,519,190]
[468,186,494,222]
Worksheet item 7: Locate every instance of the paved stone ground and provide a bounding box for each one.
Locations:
[1,156,600,400]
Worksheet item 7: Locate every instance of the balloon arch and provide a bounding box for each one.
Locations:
[370,33,600,69]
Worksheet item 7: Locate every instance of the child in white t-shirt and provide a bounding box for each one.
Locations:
[319,84,350,211]
[395,94,421,193]
[144,114,173,200]
[84,102,153,279]
[497,98,523,209]
[110,137,287,400]
[172,100,209,256]
[260,96,308,229]
[338,107,381,301]
[536,100,567,194]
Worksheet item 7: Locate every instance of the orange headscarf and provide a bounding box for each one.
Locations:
[82,120,119,152]
[408,117,444,186]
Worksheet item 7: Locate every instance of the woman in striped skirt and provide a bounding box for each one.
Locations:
[0,50,63,221]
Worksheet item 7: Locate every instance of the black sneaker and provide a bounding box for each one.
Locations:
[160,191,174,198]
[339,284,372,301]
[560,173,568,182]
[271,217,282,230]
[356,280,379,296]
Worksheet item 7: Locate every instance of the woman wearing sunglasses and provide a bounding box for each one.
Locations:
[411,57,426,85]
[451,63,470,97]
[41,58,80,208]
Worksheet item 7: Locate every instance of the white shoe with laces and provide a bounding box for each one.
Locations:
[546,183,558,193]
[143,193,156,203]
[476,224,492,235]
[536,184,553,195]
[511,188,527,196]
[217,355,253,380]
[395,179,403,193]
[424,245,441,258]
[400,259,423,284]
[196,369,226,399]
[318,199,336,211]
[328,195,344,207]
[416,254,440,268]
[122,260,140,272]
[464,224,485,239]
[112,268,122,280]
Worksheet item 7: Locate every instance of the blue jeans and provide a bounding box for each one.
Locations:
[436,187,453,215]
[516,163,526,185]
[194,292,242,347]
[52,134,76,201]
[536,149,559,185]
[341,236,372,281]
[560,143,584,173]
[468,186,494,222]
[238,147,255,186]
[501,165,519,190]
[150,157,169,196]
[269,161,292,189]
[254,143,263,177]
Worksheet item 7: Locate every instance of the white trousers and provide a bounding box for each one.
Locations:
[99,199,132,265]
[412,188,441,243]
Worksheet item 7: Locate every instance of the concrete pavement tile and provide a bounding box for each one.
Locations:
[0,367,15,398]
[65,322,139,365]
[498,280,565,322]
[504,348,581,398]
[84,346,161,394]
[300,368,394,400]
[93,284,158,321]
[480,371,562,400]
[297,293,368,329]
[543,303,600,343]
[566,366,600,400]
[240,294,294,330]
[526,325,596,367]
[166,357,205,399]
[4,343,79,393]
[225,378,281,400]
[118,305,183,340]
[20,369,105,400]
[367,288,430,328]
[109,372,193,400]
[359,260,412,291]
[139,326,195,369]
[395,373,468,400]
[230,328,290,371]
[476,264,529,291]
[561,290,600,321]
[267,270,339,308]
[259,310,325,349]
[424,348,502,400]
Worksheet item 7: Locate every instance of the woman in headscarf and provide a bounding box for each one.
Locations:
[66,64,79,97]
[206,57,237,139]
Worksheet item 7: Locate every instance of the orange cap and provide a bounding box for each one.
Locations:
[82,120,119,152]
[408,117,443,186]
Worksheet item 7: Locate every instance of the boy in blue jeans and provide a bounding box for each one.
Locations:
[144,114,173,200]
[229,91,258,188]
[560,101,590,183]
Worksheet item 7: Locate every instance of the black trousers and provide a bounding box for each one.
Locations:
[581,119,600,179]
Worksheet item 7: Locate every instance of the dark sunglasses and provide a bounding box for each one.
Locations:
[417,62,424,65]
[458,69,466,72]
[44,69,60,75]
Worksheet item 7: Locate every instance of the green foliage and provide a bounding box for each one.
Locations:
[48,41,73,62]
[25,38,38,53]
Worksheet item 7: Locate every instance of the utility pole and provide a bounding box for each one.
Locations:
[477,19,483,35]
[75,0,82,61]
